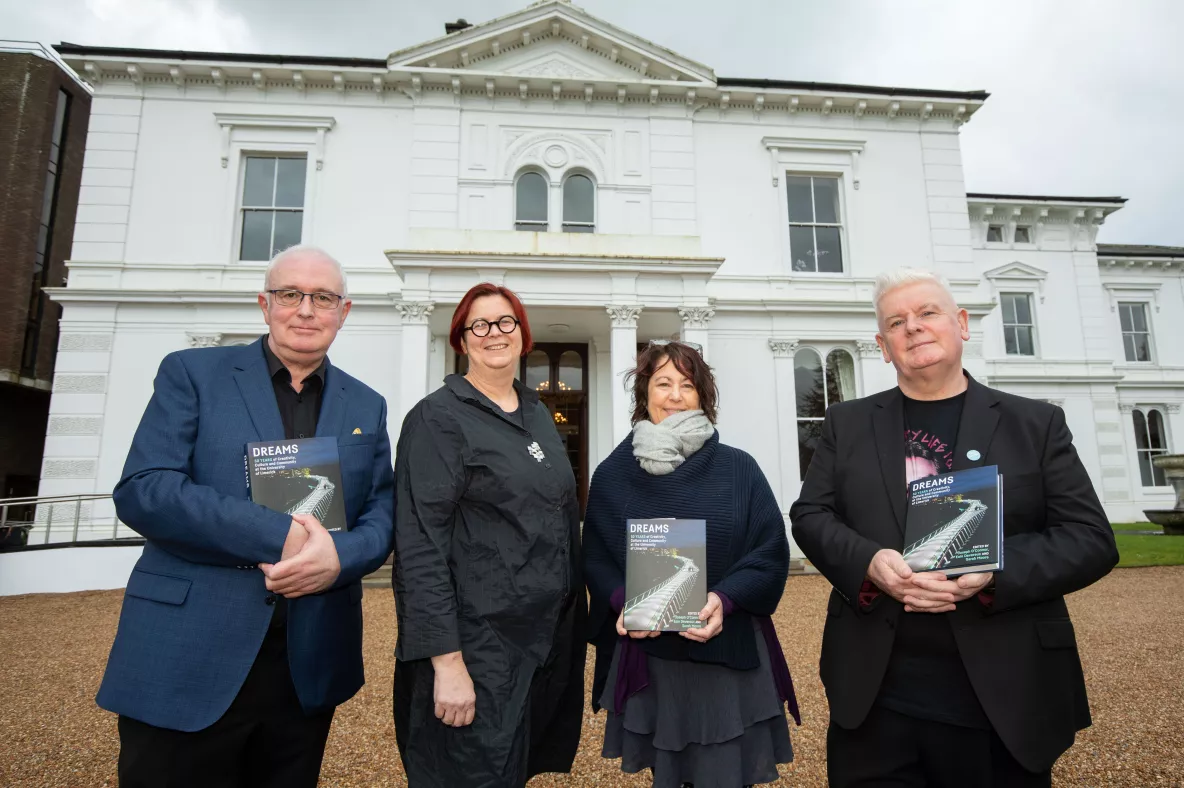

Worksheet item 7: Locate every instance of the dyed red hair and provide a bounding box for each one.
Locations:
[449,283,534,356]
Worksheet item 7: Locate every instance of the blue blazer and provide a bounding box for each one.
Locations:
[97,337,395,732]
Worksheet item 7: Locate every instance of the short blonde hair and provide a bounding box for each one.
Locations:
[873,268,956,321]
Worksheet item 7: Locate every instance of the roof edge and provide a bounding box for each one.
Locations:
[54,43,386,69]
[718,77,988,101]
[967,192,1127,204]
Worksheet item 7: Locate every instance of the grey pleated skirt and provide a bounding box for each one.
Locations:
[599,620,793,788]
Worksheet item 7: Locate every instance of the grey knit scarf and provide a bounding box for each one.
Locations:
[631,409,715,476]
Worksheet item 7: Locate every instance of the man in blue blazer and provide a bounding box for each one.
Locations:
[99,245,395,787]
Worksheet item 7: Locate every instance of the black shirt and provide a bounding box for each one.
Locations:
[876,390,991,730]
[261,337,327,628]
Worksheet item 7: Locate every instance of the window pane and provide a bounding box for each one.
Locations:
[786,176,814,223]
[274,157,307,208]
[1138,450,1154,487]
[1148,410,1167,450]
[813,177,840,224]
[51,91,69,146]
[1001,294,1017,325]
[272,211,303,256]
[558,350,583,391]
[243,157,276,207]
[240,210,273,261]
[525,349,549,391]
[1016,326,1035,356]
[516,172,548,223]
[798,420,823,481]
[825,349,856,405]
[1004,326,1019,355]
[986,225,1003,242]
[1133,332,1151,362]
[563,175,594,225]
[1129,304,1148,332]
[1118,304,1134,333]
[1013,294,1032,324]
[815,227,843,273]
[789,226,817,272]
[1123,334,1137,362]
[1014,226,1031,243]
[1133,410,1149,449]
[794,349,825,418]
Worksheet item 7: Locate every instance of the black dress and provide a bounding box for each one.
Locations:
[392,374,586,788]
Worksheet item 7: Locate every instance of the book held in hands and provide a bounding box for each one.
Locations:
[902,465,1003,576]
[623,518,707,632]
[244,437,348,532]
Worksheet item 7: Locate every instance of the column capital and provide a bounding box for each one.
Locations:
[1118,403,1135,414]
[677,305,715,329]
[395,301,435,324]
[186,333,222,348]
[606,304,643,328]
[1166,403,1181,414]
[768,338,799,358]
[856,339,881,358]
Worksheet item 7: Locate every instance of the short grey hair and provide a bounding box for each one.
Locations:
[263,244,349,298]
[873,267,956,321]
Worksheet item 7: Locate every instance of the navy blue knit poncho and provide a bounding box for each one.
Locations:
[582,431,790,711]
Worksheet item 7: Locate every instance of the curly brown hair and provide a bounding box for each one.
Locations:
[627,342,719,425]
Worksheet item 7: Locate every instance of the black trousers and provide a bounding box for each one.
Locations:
[827,706,1051,788]
[117,625,334,788]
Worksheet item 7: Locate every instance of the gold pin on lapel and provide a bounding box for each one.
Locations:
[352,428,362,435]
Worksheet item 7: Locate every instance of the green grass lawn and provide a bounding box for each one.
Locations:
[1114,532,1184,568]
[1111,522,1164,532]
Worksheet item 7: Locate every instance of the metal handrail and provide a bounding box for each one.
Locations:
[0,492,133,546]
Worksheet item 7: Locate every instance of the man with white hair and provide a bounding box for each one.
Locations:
[98,245,395,787]
[791,268,1117,787]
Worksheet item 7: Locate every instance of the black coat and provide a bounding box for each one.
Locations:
[392,374,586,788]
[790,374,1118,772]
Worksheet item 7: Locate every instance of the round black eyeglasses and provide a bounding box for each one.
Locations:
[464,315,520,337]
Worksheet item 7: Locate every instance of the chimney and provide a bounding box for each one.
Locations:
[445,18,472,35]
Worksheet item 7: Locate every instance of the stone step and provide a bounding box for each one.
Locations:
[362,564,392,587]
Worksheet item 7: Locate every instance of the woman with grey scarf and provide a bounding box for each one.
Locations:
[583,341,798,788]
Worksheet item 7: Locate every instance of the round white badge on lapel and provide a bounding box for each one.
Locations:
[966,449,982,461]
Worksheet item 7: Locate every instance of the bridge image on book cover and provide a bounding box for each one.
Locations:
[903,499,989,571]
[287,475,337,523]
[624,555,701,630]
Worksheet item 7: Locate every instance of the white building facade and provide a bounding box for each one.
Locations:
[44,0,1182,557]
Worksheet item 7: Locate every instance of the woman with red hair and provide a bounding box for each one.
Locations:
[392,283,586,788]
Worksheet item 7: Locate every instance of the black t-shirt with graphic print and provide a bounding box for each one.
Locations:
[875,390,991,730]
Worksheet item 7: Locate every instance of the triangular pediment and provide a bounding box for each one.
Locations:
[984,261,1048,280]
[388,0,714,85]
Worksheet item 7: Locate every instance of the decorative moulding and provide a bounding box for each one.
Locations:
[606,304,642,328]
[762,136,865,188]
[395,301,435,324]
[768,338,800,357]
[213,113,336,170]
[855,339,881,358]
[677,306,714,328]
[57,333,114,352]
[1101,281,1162,313]
[983,261,1049,302]
[186,333,223,348]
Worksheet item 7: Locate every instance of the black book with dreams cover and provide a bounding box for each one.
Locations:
[902,465,1003,576]
[244,437,348,532]
[623,518,707,632]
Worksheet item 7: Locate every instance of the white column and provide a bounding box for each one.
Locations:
[395,301,434,425]
[769,338,803,560]
[606,304,643,445]
[678,305,714,360]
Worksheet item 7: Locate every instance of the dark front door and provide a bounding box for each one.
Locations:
[454,343,591,515]
[521,344,590,516]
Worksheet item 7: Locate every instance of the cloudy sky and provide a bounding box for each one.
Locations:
[8,0,1182,245]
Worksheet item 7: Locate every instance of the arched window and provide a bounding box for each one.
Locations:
[562,173,595,233]
[557,350,583,391]
[795,346,858,480]
[525,349,550,391]
[1133,407,1171,487]
[515,171,548,231]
